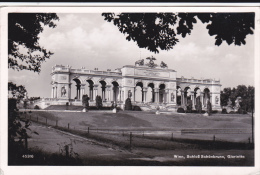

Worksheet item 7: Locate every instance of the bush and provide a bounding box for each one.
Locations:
[177,107,185,113]
[34,105,40,109]
[124,98,132,110]
[238,108,247,114]
[212,110,219,114]
[221,108,227,114]
[133,106,142,111]
[95,95,103,110]
[229,111,236,114]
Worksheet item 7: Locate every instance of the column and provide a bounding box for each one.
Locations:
[201,92,204,107]
[191,91,195,108]
[143,87,147,103]
[93,84,98,100]
[51,87,54,98]
[154,88,159,103]
[181,91,184,106]
[80,84,85,100]
[55,87,57,98]
[106,85,111,102]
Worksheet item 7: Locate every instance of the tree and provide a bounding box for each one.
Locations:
[8,13,59,73]
[102,13,254,53]
[220,85,254,112]
[95,95,103,110]
[82,94,90,110]
[8,82,27,103]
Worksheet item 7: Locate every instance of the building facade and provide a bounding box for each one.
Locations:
[48,58,221,111]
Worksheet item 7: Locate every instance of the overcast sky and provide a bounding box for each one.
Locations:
[8,13,255,98]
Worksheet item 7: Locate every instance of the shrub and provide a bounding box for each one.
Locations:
[34,105,40,109]
[133,106,142,111]
[238,108,247,114]
[212,110,218,114]
[124,98,132,110]
[95,95,103,110]
[221,108,227,114]
[229,111,236,114]
[177,107,185,113]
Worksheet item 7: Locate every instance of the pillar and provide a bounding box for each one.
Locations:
[80,84,85,100]
[68,83,71,100]
[51,87,54,98]
[154,88,159,103]
[93,84,99,100]
[106,85,111,102]
[143,87,147,103]
[181,91,184,106]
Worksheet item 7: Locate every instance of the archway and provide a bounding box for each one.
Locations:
[112,81,119,102]
[194,87,201,105]
[99,80,107,101]
[72,78,81,100]
[159,84,166,103]
[184,87,191,105]
[203,88,210,106]
[147,83,155,103]
[86,80,94,101]
[135,82,143,102]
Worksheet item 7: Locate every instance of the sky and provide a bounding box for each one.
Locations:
[8,13,255,98]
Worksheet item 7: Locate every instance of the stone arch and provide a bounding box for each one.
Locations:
[112,81,120,102]
[135,81,144,102]
[99,80,107,101]
[71,78,82,100]
[159,84,166,103]
[184,86,191,106]
[147,82,155,103]
[203,88,210,107]
[86,79,94,101]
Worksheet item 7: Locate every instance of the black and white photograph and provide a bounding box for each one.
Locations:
[1,5,259,175]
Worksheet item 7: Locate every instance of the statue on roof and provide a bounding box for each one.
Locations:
[146,56,157,68]
[160,61,168,68]
[135,59,144,66]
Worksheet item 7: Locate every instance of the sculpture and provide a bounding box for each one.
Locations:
[160,61,168,68]
[61,87,66,97]
[146,56,157,68]
[171,92,175,102]
[135,59,144,66]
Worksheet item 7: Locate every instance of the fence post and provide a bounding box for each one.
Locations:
[248,137,251,144]
[122,131,124,136]
[130,132,132,150]
[25,133,28,151]
[213,135,216,142]
[68,123,70,130]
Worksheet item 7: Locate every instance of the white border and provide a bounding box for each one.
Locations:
[1,5,260,175]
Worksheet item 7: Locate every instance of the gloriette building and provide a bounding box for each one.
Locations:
[47,57,221,111]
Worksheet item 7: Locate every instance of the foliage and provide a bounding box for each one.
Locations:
[195,97,202,113]
[34,105,40,109]
[124,98,132,110]
[221,85,254,112]
[221,108,227,114]
[95,95,103,110]
[8,82,27,103]
[82,94,90,109]
[207,101,212,116]
[102,13,254,53]
[177,107,185,113]
[8,13,59,72]
[186,99,193,113]
[29,97,41,101]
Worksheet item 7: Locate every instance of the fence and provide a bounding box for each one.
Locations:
[19,111,254,151]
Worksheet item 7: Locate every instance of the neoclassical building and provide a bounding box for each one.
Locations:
[48,57,221,111]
